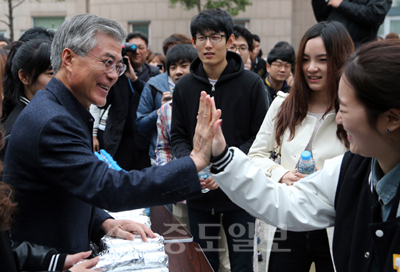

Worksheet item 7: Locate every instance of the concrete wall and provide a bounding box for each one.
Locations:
[292,0,318,53]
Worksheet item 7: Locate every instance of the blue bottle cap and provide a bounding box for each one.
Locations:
[301,150,311,161]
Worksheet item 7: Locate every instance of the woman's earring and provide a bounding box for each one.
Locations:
[387,128,391,133]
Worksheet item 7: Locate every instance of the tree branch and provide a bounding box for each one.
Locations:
[0,19,10,28]
[12,0,27,10]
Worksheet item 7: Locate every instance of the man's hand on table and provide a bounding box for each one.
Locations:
[101,219,156,242]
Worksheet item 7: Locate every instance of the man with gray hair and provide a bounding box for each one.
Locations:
[3,13,209,254]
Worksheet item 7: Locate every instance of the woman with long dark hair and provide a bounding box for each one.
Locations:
[1,38,54,158]
[248,21,353,271]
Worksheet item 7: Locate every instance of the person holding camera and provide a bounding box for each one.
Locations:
[91,32,161,171]
[125,31,160,82]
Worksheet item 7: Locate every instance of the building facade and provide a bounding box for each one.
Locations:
[0,0,397,57]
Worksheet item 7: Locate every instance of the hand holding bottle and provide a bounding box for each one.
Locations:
[297,151,316,175]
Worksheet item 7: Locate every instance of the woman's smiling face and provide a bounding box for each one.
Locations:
[302,36,328,93]
[336,75,383,158]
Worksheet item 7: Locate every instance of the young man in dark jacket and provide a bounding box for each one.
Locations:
[171,8,268,272]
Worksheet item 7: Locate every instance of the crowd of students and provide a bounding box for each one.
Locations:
[1,5,400,272]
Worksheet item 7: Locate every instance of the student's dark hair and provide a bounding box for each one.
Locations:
[2,38,52,121]
[267,47,295,66]
[0,36,10,45]
[275,21,354,148]
[274,41,289,49]
[162,33,192,55]
[19,26,54,42]
[272,41,296,73]
[190,8,234,42]
[165,44,198,75]
[252,34,260,43]
[274,41,295,57]
[233,25,253,51]
[343,39,400,130]
[126,31,149,47]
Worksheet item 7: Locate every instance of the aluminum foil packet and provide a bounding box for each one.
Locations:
[142,251,169,269]
[92,233,168,271]
[107,209,151,229]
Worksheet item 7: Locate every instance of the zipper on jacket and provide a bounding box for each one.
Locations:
[211,84,215,92]
[211,208,215,215]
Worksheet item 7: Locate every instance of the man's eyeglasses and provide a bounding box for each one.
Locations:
[87,52,126,77]
[195,34,226,44]
[229,45,249,53]
[272,62,292,70]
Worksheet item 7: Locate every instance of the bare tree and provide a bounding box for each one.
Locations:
[0,0,64,41]
[0,0,26,41]
[169,0,252,16]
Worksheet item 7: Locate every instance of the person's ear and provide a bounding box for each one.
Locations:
[226,34,235,49]
[192,38,197,49]
[62,48,75,73]
[266,63,271,73]
[18,69,30,86]
[145,48,150,58]
[386,108,400,133]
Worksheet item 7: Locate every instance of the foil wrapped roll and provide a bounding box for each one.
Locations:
[91,208,169,271]
[107,209,151,229]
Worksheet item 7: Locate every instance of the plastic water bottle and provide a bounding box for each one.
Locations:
[198,166,210,193]
[297,150,315,175]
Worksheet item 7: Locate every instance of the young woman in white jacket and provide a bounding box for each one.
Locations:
[248,21,353,272]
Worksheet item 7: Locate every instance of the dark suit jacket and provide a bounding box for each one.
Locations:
[3,78,202,253]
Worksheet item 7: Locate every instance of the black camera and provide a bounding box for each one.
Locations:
[121,43,137,56]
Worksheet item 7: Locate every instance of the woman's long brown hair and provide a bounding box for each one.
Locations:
[275,21,353,148]
[0,179,16,232]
